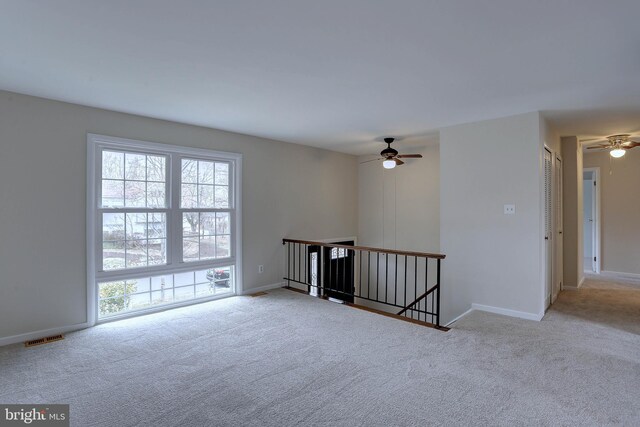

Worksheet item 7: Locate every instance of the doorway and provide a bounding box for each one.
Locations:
[322,241,355,303]
[583,168,600,273]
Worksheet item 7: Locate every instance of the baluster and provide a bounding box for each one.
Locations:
[404,256,408,310]
[394,254,398,306]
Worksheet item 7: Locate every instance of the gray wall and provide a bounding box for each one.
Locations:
[561,136,584,287]
[440,112,545,322]
[0,91,358,340]
[584,149,640,275]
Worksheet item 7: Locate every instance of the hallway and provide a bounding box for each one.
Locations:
[548,276,640,335]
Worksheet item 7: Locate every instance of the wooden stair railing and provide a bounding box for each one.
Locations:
[282,238,446,329]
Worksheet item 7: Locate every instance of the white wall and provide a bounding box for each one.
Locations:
[0,90,358,342]
[584,149,640,274]
[440,112,545,323]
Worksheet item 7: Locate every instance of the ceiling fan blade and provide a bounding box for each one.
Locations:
[627,141,640,148]
[396,154,423,159]
[586,145,610,149]
[359,157,384,164]
[394,158,405,166]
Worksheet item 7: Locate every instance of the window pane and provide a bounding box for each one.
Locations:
[198,161,214,185]
[215,163,229,185]
[151,290,173,305]
[175,285,195,301]
[181,184,198,208]
[126,213,147,240]
[182,213,199,237]
[182,159,197,183]
[217,235,231,258]
[151,275,173,291]
[148,239,167,266]
[195,269,210,284]
[146,155,166,182]
[200,213,216,236]
[124,181,146,207]
[183,239,199,262]
[102,151,124,179]
[200,236,216,259]
[126,240,148,268]
[133,277,151,293]
[103,213,125,241]
[103,240,125,270]
[147,182,166,208]
[216,212,230,234]
[209,266,232,290]
[125,153,146,180]
[102,180,124,207]
[148,213,166,238]
[174,271,194,287]
[195,283,214,298]
[129,293,151,310]
[214,186,229,208]
[198,185,214,208]
[99,281,125,298]
[98,267,233,318]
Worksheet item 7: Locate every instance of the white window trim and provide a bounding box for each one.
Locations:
[87,133,243,325]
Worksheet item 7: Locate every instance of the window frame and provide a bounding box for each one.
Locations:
[87,133,243,325]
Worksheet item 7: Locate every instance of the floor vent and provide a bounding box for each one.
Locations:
[249,291,268,297]
[25,334,65,348]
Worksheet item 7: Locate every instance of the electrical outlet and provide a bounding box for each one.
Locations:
[504,204,516,215]
[258,265,264,274]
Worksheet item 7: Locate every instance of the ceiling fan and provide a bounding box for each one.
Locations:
[586,134,640,158]
[360,137,423,169]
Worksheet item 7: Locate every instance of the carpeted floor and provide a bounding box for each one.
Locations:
[1,284,639,426]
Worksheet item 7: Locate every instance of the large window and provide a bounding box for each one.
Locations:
[88,134,242,321]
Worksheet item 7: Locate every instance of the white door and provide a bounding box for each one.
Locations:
[544,149,553,308]
[553,156,563,302]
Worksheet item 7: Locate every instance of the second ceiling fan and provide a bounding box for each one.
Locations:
[361,137,423,169]
[586,134,640,158]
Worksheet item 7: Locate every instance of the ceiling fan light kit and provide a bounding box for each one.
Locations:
[586,134,639,158]
[610,147,625,158]
[360,137,424,168]
[383,159,396,169]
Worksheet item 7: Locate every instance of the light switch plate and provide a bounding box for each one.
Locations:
[504,204,516,215]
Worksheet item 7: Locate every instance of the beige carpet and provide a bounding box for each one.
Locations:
[581,275,640,290]
[1,286,639,426]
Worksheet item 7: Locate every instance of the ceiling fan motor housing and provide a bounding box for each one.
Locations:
[381,146,398,157]
[381,137,398,157]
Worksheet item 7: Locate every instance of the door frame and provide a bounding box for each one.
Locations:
[583,167,601,274]
[543,147,553,309]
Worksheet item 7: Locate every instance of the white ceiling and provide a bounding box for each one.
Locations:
[1,0,640,155]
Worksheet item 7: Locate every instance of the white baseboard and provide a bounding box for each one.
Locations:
[600,270,640,284]
[578,276,585,288]
[445,308,474,327]
[241,281,284,295]
[471,303,543,321]
[0,322,90,348]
